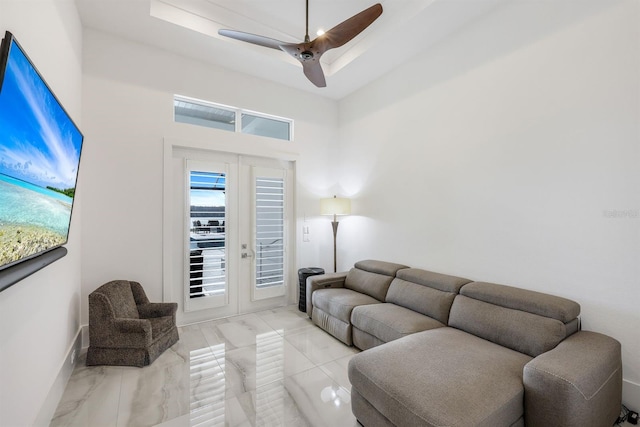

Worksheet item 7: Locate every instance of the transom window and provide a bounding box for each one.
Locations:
[174,95,293,141]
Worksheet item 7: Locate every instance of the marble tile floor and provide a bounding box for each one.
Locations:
[50,305,361,427]
[49,304,636,427]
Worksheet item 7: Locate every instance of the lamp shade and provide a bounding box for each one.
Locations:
[320,196,351,216]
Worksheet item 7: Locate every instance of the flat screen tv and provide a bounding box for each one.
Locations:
[0,31,84,291]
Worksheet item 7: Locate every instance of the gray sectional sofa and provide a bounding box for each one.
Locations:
[306,260,622,427]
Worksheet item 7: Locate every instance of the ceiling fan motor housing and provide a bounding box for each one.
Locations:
[300,50,315,60]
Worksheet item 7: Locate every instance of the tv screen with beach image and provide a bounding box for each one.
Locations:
[0,33,83,271]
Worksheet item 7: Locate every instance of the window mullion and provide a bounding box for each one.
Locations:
[234,109,241,134]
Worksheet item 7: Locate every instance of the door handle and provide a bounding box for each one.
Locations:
[241,244,254,259]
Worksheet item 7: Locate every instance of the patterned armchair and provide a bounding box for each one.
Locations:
[86,280,179,367]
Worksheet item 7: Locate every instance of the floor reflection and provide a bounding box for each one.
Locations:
[255,330,284,425]
[189,344,225,425]
[320,385,350,409]
[51,305,359,427]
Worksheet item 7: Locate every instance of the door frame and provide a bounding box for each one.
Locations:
[162,136,299,326]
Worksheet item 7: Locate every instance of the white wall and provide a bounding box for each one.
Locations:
[337,0,639,407]
[80,30,338,324]
[0,1,83,426]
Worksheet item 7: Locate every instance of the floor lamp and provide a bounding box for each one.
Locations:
[320,195,351,273]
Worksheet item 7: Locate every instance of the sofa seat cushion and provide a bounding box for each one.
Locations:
[351,303,444,344]
[312,288,380,323]
[349,327,532,427]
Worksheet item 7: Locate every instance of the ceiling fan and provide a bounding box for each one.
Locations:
[218,1,383,88]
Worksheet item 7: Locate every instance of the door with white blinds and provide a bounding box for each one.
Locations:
[176,152,292,319]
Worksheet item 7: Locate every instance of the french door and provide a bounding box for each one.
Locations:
[170,149,293,321]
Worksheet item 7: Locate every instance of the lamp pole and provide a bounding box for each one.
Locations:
[320,195,351,274]
[331,213,339,273]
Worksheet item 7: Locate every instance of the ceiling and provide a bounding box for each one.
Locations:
[76,0,507,100]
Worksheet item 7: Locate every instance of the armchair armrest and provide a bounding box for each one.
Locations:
[114,318,151,334]
[523,331,622,427]
[306,272,347,318]
[137,302,178,319]
[112,318,152,348]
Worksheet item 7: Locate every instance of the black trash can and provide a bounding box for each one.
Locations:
[298,267,325,313]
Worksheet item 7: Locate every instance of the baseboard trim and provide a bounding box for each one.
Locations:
[623,379,640,411]
[81,323,89,349]
[33,328,83,427]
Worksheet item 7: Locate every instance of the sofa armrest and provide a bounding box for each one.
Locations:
[306,272,347,318]
[523,331,622,427]
[137,302,178,320]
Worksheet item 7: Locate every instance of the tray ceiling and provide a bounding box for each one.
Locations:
[76,0,506,99]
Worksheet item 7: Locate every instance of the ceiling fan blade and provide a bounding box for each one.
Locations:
[316,3,382,53]
[218,29,285,50]
[302,60,326,88]
[280,42,326,87]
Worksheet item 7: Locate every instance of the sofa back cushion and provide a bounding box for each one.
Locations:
[95,280,140,319]
[386,268,471,324]
[449,282,581,357]
[344,260,408,301]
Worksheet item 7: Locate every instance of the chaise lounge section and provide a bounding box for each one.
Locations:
[306,260,622,427]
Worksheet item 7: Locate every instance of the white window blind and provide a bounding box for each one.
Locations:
[255,175,285,289]
[189,170,226,299]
